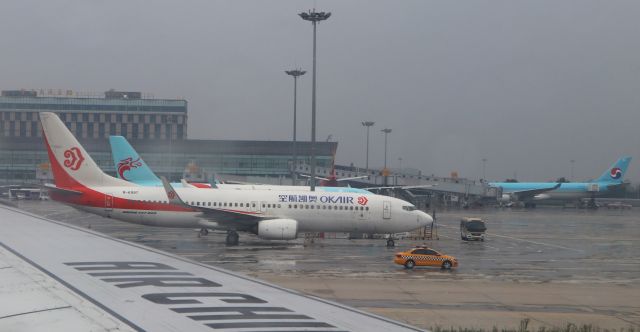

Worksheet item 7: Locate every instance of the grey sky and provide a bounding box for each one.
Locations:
[1,0,639,181]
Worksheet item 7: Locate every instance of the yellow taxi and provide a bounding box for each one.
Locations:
[394,246,458,270]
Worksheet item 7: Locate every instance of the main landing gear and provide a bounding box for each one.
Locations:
[198,228,209,237]
[386,236,395,248]
[226,230,239,246]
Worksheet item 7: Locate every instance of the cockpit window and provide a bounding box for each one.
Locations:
[402,206,417,211]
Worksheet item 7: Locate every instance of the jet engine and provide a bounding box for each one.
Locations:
[533,194,550,200]
[499,194,514,203]
[257,219,298,240]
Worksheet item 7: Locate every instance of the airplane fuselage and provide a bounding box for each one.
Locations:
[53,185,430,235]
[491,182,620,201]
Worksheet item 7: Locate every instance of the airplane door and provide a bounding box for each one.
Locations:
[104,193,114,217]
[383,201,391,219]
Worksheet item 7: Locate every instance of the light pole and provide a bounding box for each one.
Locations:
[381,128,392,169]
[381,128,392,185]
[361,121,375,174]
[570,159,575,181]
[481,158,487,181]
[299,9,331,191]
[285,68,306,185]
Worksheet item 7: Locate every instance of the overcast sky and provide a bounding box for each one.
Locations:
[1,0,639,182]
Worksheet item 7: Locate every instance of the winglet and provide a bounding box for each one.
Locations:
[208,173,219,189]
[180,179,197,188]
[160,176,187,206]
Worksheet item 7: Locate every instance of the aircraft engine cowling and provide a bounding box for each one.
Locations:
[257,219,298,240]
[499,194,513,202]
[533,194,550,200]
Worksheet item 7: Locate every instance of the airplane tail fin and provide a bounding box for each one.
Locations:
[594,156,632,183]
[109,135,162,184]
[39,112,132,189]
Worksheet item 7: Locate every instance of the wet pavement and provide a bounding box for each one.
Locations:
[8,200,640,328]
[13,200,639,285]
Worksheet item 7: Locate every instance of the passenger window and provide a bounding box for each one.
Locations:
[294,204,298,209]
[288,204,292,208]
[365,207,369,211]
[262,204,265,208]
[323,205,326,209]
[224,203,227,207]
[196,202,200,206]
[277,204,281,208]
[252,203,256,207]
[350,206,354,210]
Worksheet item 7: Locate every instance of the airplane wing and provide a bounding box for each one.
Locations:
[508,183,562,201]
[161,177,262,229]
[0,204,422,332]
[298,173,330,181]
[336,175,369,181]
[298,174,368,182]
[364,184,436,192]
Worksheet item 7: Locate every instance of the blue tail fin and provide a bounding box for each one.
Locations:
[109,136,161,185]
[594,156,632,183]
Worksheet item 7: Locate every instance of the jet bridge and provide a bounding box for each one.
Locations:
[295,164,501,207]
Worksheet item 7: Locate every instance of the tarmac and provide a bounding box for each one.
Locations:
[10,200,640,330]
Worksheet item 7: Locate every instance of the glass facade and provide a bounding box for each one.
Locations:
[0,93,336,184]
[0,95,187,141]
[0,148,334,184]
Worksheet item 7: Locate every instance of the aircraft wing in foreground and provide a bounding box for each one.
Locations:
[0,204,423,332]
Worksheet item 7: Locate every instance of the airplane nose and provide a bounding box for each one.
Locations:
[418,211,433,227]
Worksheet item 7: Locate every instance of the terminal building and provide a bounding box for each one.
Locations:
[0,89,335,183]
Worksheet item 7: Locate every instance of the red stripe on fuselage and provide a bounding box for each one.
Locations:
[190,183,212,188]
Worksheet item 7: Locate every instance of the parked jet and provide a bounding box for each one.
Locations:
[109,135,371,194]
[491,156,632,207]
[41,112,431,245]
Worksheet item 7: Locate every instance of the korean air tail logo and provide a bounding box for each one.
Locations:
[357,196,369,205]
[63,147,84,171]
[610,167,622,180]
[117,157,143,180]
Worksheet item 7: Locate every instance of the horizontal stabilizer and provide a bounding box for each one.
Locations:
[42,183,83,195]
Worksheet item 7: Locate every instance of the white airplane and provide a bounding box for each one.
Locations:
[40,112,432,246]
